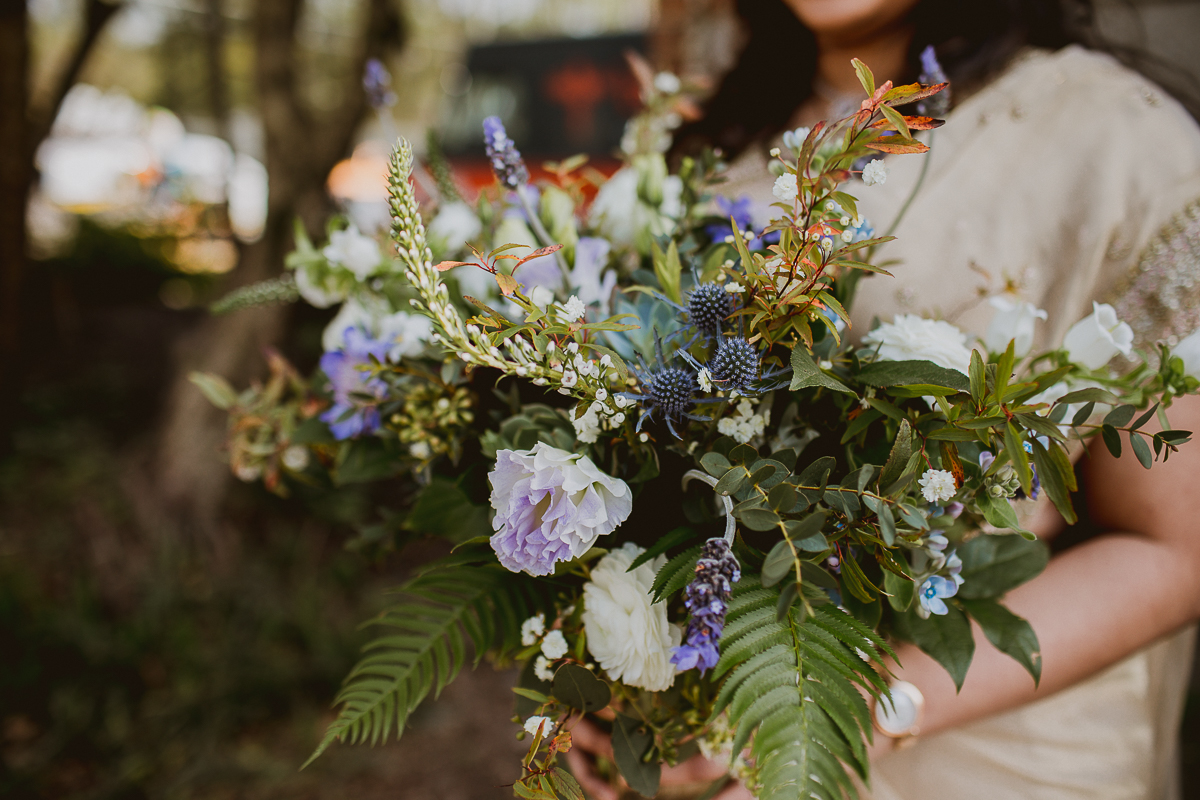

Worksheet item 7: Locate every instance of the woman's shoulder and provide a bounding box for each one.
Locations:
[981,45,1200,161]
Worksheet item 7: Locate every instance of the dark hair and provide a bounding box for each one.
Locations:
[671,0,1198,161]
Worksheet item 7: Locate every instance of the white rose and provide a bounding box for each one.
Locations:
[581,543,681,692]
[427,200,482,255]
[323,225,382,280]
[1173,329,1200,378]
[862,314,974,374]
[984,296,1047,357]
[1063,302,1134,370]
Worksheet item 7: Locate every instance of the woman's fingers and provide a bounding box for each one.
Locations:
[564,746,619,800]
[660,752,731,783]
[712,779,756,800]
[567,716,615,760]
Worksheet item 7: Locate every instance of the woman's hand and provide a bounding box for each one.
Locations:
[563,716,754,800]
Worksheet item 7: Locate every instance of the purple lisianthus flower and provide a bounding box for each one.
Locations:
[488,442,632,576]
[319,327,390,440]
[705,195,778,250]
[946,501,965,519]
[918,575,958,617]
[671,538,741,675]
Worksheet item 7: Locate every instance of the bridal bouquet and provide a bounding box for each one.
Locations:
[195,57,1198,799]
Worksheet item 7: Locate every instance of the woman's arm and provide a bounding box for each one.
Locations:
[885,393,1200,742]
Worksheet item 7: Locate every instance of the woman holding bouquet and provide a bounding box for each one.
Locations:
[569,0,1200,797]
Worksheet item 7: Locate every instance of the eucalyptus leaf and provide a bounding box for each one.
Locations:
[612,714,661,798]
[551,663,611,712]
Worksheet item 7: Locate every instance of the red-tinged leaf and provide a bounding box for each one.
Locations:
[870,79,894,105]
[515,244,564,268]
[871,115,945,131]
[435,260,474,271]
[837,260,893,277]
[882,81,949,107]
[866,135,930,154]
[495,273,519,296]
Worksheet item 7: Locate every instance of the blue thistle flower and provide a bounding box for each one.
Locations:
[629,337,709,438]
[671,538,741,675]
[482,116,528,190]
[687,283,734,337]
[709,336,760,393]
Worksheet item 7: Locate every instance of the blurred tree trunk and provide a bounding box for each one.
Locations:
[0,0,121,454]
[151,0,399,554]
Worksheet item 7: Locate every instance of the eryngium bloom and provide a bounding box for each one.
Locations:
[488,442,632,576]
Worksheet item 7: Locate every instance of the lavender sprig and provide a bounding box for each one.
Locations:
[917,45,950,116]
[671,538,741,674]
[483,116,529,190]
[363,58,397,110]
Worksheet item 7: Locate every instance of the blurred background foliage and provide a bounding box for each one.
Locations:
[2,0,1200,797]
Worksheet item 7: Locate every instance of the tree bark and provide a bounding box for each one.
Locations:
[150,0,397,551]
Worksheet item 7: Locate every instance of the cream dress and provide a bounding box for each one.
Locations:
[721,45,1200,799]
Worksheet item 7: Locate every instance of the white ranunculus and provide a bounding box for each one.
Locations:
[1173,329,1200,378]
[582,543,681,691]
[862,314,974,374]
[427,200,482,255]
[985,296,1047,357]
[323,225,382,280]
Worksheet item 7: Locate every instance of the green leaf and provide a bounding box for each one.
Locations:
[652,239,683,305]
[1101,424,1122,457]
[1029,439,1078,525]
[969,349,986,404]
[883,566,914,612]
[715,467,747,496]
[852,57,875,96]
[1130,432,1154,469]
[552,663,611,713]
[651,546,702,602]
[189,371,238,409]
[761,541,794,588]
[1071,401,1096,427]
[700,452,732,477]
[612,714,660,798]
[549,768,585,800]
[894,605,975,691]
[879,103,911,139]
[975,494,1034,538]
[878,417,912,491]
[629,526,697,571]
[1057,387,1119,406]
[1131,403,1160,431]
[1004,422,1033,496]
[959,598,1042,686]
[787,510,829,552]
[857,360,970,391]
[957,534,1049,599]
[1103,404,1136,428]
[740,507,782,531]
[790,346,854,394]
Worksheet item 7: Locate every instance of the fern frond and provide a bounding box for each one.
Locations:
[305,561,555,766]
[717,578,890,800]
